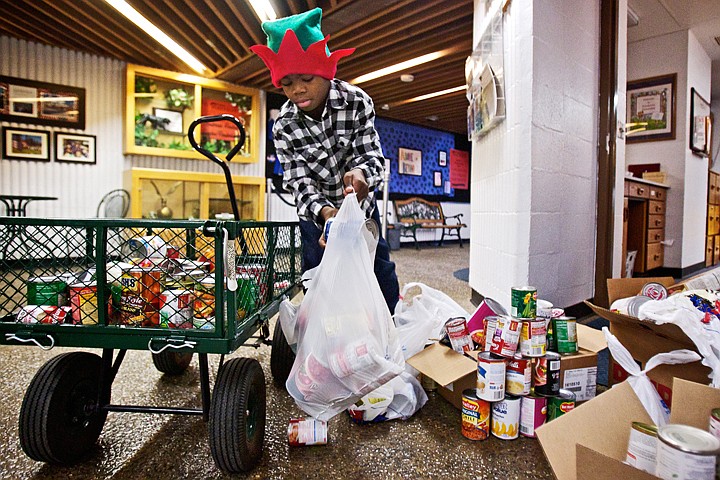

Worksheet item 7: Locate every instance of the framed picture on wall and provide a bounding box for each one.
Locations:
[0,76,85,129]
[438,150,447,167]
[54,132,96,164]
[433,170,442,187]
[2,127,50,161]
[398,147,422,176]
[153,107,184,134]
[625,73,676,143]
[690,87,711,157]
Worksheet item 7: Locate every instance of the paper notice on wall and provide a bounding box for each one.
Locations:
[563,367,597,402]
[449,149,469,190]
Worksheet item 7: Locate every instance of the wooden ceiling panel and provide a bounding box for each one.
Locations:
[0,0,474,134]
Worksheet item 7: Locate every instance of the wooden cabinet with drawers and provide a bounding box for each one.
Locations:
[707,171,720,267]
[624,178,669,275]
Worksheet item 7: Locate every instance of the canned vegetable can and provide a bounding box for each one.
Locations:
[656,424,720,480]
[625,422,658,475]
[511,286,537,319]
[491,395,521,440]
[552,316,578,354]
[546,389,575,421]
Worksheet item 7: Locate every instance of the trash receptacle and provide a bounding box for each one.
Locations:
[387,225,401,251]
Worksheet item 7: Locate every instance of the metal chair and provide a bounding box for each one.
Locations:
[96,189,130,218]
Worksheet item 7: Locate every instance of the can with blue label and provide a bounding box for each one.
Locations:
[323,218,335,242]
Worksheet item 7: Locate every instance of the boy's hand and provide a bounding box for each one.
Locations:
[318,206,338,248]
[343,170,368,200]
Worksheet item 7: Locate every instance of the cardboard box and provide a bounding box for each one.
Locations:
[585,277,711,405]
[537,378,720,480]
[406,324,607,408]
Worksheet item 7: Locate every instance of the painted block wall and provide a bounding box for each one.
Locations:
[0,36,265,219]
[469,0,599,310]
[614,0,629,278]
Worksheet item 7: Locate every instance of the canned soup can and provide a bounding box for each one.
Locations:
[476,352,506,402]
[288,417,328,446]
[656,424,720,480]
[461,389,491,441]
[445,316,472,353]
[491,395,521,440]
[520,318,547,357]
[505,355,532,396]
[533,352,561,397]
[489,316,521,358]
[511,286,537,318]
[625,422,659,475]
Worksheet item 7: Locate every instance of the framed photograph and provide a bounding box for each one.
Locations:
[153,107,184,134]
[690,87,711,157]
[54,132,96,164]
[438,150,447,167]
[398,147,422,176]
[626,73,676,143]
[0,75,85,129]
[2,127,50,161]
[433,170,442,187]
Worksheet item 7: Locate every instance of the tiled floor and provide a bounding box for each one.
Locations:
[0,243,555,480]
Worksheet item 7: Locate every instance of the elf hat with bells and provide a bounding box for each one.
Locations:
[250,8,355,88]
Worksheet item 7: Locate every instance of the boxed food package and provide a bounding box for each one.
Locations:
[585,277,711,406]
[406,324,607,409]
[536,377,720,480]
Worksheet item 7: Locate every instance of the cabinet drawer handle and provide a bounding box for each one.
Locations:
[654,254,660,260]
[655,219,662,226]
[654,233,661,241]
[655,205,662,212]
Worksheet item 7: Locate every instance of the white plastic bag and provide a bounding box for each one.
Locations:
[393,282,469,360]
[347,372,428,423]
[286,193,405,421]
[278,298,299,353]
[602,327,701,426]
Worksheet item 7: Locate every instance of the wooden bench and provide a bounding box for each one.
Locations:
[393,197,466,249]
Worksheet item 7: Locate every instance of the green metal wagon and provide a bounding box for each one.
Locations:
[0,116,301,473]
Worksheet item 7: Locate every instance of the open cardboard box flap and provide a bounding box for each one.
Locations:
[537,378,720,480]
[584,276,696,348]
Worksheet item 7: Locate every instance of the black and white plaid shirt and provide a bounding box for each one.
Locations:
[273,79,385,226]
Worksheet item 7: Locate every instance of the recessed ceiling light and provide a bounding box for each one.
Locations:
[426,115,439,121]
[400,74,415,83]
[380,104,390,111]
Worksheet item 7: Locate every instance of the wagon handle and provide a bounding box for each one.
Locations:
[147,338,197,355]
[188,114,246,221]
[5,333,55,350]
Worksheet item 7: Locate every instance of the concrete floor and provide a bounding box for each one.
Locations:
[0,243,555,479]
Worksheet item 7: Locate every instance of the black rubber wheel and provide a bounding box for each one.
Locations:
[270,319,295,387]
[152,350,193,375]
[209,357,266,473]
[19,352,107,464]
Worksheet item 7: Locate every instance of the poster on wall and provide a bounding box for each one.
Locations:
[449,149,469,190]
[398,147,422,176]
[201,98,246,142]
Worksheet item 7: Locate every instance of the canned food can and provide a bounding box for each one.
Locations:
[420,374,438,392]
[68,282,99,325]
[193,316,215,331]
[288,417,328,446]
[193,275,215,320]
[641,282,668,300]
[505,354,532,396]
[520,394,547,438]
[120,267,159,326]
[533,352,561,397]
[491,395,521,440]
[483,316,499,351]
[17,305,72,324]
[461,389,491,440]
[467,297,508,333]
[519,318,547,357]
[121,235,168,260]
[547,389,575,421]
[445,316,472,353]
[470,328,485,350]
[237,273,259,319]
[546,320,556,352]
[552,317,578,354]
[489,316,521,358]
[625,422,659,475]
[237,263,268,301]
[159,289,193,329]
[476,352,506,402]
[709,408,720,439]
[26,276,68,307]
[511,286,537,319]
[656,424,720,480]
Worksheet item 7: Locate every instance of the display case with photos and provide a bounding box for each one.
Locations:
[125,64,260,162]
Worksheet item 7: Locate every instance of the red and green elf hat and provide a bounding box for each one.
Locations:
[250,8,355,88]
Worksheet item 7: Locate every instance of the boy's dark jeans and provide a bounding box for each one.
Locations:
[299,205,400,314]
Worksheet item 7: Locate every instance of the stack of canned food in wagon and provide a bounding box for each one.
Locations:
[14,234,271,330]
[450,286,581,441]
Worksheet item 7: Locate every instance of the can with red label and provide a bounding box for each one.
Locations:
[641,282,668,300]
[461,389,491,440]
[68,282,99,325]
[506,354,532,396]
[159,289,193,329]
[547,389,576,420]
[520,394,547,438]
[17,305,72,324]
[445,316,472,353]
[288,417,328,446]
[476,352,506,402]
[533,352,561,397]
[519,318,547,357]
[489,316,521,358]
[483,316,499,351]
